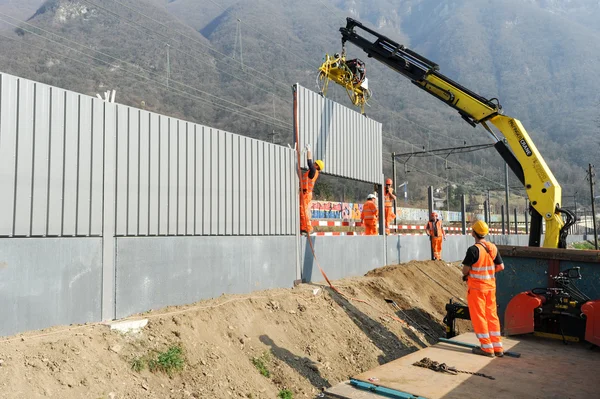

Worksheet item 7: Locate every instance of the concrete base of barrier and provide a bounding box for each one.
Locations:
[0,238,103,337]
[115,236,297,319]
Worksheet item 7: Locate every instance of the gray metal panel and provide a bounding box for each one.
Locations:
[30,82,51,236]
[13,79,35,236]
[158,115,169,235]
[185,122,195,236]
[62,91,79,236]
[177,120,187,235]
[148,112,160,235]
[294,83,383,184]
[90,99,104,236]
[114,105,128,236]
[0,238,102,337]
[127,108,140,236]
[0,75,18,236]
[76,95,93,236]
[47,88,66,236]
[115,236,297,318]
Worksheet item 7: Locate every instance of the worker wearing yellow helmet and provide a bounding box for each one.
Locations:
[461,220,506,358]
[299,143,324,235]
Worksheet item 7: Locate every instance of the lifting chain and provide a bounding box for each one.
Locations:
[412,357,495,380]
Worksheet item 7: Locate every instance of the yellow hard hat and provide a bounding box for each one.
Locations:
[315,159,324,171]
[472,220,489,237]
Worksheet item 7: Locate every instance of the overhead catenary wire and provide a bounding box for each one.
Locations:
[0,29,292,131]
[2,11,290,106]
[382,135,524,192]
[91,0,488,154]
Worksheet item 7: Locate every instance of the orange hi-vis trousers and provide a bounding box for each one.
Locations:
[467,288,502,353]
[299,191,313,233]
[384,207,395,235]
[431,236,442,260]
[364,222,378,235]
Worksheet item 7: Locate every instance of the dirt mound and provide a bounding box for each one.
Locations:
[0,261,469,399]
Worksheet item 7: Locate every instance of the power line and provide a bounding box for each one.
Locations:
[394,143,495,158]
[382,134,511,190]
[197,0,319,71]
[4,10,290,105]
[0,15,292,129]
[0,29,292,131]
[80,0,291,93]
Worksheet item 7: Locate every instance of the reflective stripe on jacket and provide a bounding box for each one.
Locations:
[361,201,378,224]
[468,241,498,290]
[302,169,319,193]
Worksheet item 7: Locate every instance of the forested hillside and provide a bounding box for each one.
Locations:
[0,0,598,207]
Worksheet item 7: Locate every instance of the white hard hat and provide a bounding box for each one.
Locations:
[367,193,376,199]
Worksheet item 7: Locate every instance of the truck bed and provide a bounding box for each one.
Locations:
[325,332,600,399]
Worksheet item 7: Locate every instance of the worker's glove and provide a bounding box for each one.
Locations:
[304,143,311,152]
[462,275,468,282]
[444,236,447,241]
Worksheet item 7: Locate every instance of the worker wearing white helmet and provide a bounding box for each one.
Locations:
[361,193,379,236]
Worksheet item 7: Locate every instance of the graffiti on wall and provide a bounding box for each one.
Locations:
[310,200,497,223]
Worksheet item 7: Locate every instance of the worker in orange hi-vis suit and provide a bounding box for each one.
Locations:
[299,143,324,236]
[462,220,505,357]
[384,178,397,235]
[425,212,446,260]
[361,194,379,235]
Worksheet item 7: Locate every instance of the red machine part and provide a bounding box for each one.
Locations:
[504,292,545,336]
[581,300,600,347]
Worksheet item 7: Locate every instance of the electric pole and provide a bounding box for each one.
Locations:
[505,162,510,235]
[589,164,598,249]
[166,44,170,88]
[392,153,397,224]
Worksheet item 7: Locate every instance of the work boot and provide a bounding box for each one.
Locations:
[494,350,504,358]
[472,347,494,357]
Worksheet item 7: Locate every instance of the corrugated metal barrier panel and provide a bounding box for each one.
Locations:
[293,83,382,184]
[0,72,297,237]
[112,107,297,236]
[0,73,104,237]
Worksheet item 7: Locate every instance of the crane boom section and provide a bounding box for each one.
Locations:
[340,17,566,248]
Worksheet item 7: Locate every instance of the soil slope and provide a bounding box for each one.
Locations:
[0,260,469,399]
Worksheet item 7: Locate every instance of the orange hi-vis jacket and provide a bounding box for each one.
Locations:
[468,242,499,291]
[384,192,394,209]
[426,219,444,237]
[301,169,319,194]
[361,201,378,224]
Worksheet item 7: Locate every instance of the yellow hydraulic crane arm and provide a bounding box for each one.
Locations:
[340,17,573,248]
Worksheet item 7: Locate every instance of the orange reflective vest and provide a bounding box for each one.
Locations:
[302,169,319,193]
[426,219,443,237]
[468,241,498,291]
[361,201,378,224]
[384,192,394,208]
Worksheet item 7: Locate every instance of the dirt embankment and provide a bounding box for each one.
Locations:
[0,261,469,399]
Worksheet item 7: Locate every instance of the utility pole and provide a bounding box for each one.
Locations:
[166,43,171,88]
[505,162,510,235]
[487,189,491,225]
[501,205,505,235]
[574,194,578,235]
[589,164,598,249]
[392,153,397,224]
[514,208,518,234]
[461,194,466,235]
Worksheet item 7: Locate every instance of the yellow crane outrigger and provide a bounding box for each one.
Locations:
[337,17,574,248]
